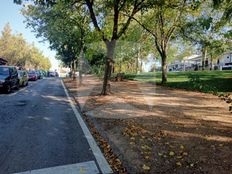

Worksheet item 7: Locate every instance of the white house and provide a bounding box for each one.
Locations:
[183,54,202,71]
[168,55,202,71]
[168,51,232,71]
[217,51,232,70]
[168,59,184,71]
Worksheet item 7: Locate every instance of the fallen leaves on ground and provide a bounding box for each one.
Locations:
[83,114,128,174]
[142,164,151,171]
[64,77,232,174]
[169,151,175,156]
[120,120,199,172]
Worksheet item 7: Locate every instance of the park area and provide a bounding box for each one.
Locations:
[64,71,232,174]
[125,70,232,93]
[1,1,232,173]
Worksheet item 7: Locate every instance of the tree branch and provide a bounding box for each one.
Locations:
[118,0,126,11]
[127,15,162,55]
[117,0,145,39]
[85,0,106,41]
[112,0,120,40]
[165,0,186,43]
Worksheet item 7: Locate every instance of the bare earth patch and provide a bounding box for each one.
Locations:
[64,75,232,174]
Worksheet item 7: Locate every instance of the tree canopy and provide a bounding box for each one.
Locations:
[0,23,51,70]
[15,0,232,92]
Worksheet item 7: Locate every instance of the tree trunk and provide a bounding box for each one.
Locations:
[140,60,143,72]
[74,60,78,80]
[202,47,207,70]
[112,64,115,74]
[136,51,139,74]
[79,46,84,85]
[183,60,186,71]
[71,60,76,80]
[210,54,213,70]
[161,52,167,84]
[119,61,122,72]
[101,40,116,95]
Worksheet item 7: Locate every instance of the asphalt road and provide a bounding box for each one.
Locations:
[0,78,98,174]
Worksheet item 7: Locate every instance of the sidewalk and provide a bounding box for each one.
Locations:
[64,75,232,174]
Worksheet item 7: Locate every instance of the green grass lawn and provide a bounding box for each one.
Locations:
[124,71,232,93]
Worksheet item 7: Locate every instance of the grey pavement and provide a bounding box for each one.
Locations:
[0,78,99,174]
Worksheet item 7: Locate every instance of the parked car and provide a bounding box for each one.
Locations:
[18,70,29,87]
[28,71,38,81]
[42,70,48,77]
[0,66,19,93]
[35,70,43,79]
[48,71,56,77]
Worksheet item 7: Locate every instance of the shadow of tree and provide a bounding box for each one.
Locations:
[66,75,232,174]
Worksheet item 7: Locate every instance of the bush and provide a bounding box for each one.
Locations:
[187,73,217,94]
[187,73,201,83]
[91,65,104,78]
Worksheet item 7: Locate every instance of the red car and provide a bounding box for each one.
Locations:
[28,71,38,81]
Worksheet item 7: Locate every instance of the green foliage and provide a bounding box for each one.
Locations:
[89,52,105,77]
[132,0,197,83]
[89,53,105,67]
[0,23,51,70]
[91,65,105,77]
[212,0,232,22]
[84,41,106,76]
[187,73,218,93]
[15,0,232,88]
[124,71,232,93]
[187,73,201,83]
[167,39,196,62]
[22,0,91,68]
[114,22,157,73]
[180,1,232,70]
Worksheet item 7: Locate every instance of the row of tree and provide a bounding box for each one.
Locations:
[15,0,232,95]
[0,23,51,70]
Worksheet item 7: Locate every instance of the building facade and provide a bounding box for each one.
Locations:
[168,51,232,71]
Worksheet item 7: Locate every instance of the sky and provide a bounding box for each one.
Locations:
[0,1,59,70]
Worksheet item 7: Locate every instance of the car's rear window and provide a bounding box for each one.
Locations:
[0,67,9,75]
[29,71,36,74]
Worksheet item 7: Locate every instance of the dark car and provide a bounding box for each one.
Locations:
[0,66,19,93]
[28,71,38,81]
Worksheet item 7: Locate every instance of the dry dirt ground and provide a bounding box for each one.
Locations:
[64,75,232,174]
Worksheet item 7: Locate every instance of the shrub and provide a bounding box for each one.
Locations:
[187,73,217,94]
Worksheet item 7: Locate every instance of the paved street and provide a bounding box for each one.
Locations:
[0,78,110,174]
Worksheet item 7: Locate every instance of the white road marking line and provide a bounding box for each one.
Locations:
[9,85,30,96]
[14,161,99,174]
[61,80,113,174]
[0,79,46,97]
[8,80,40,96]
